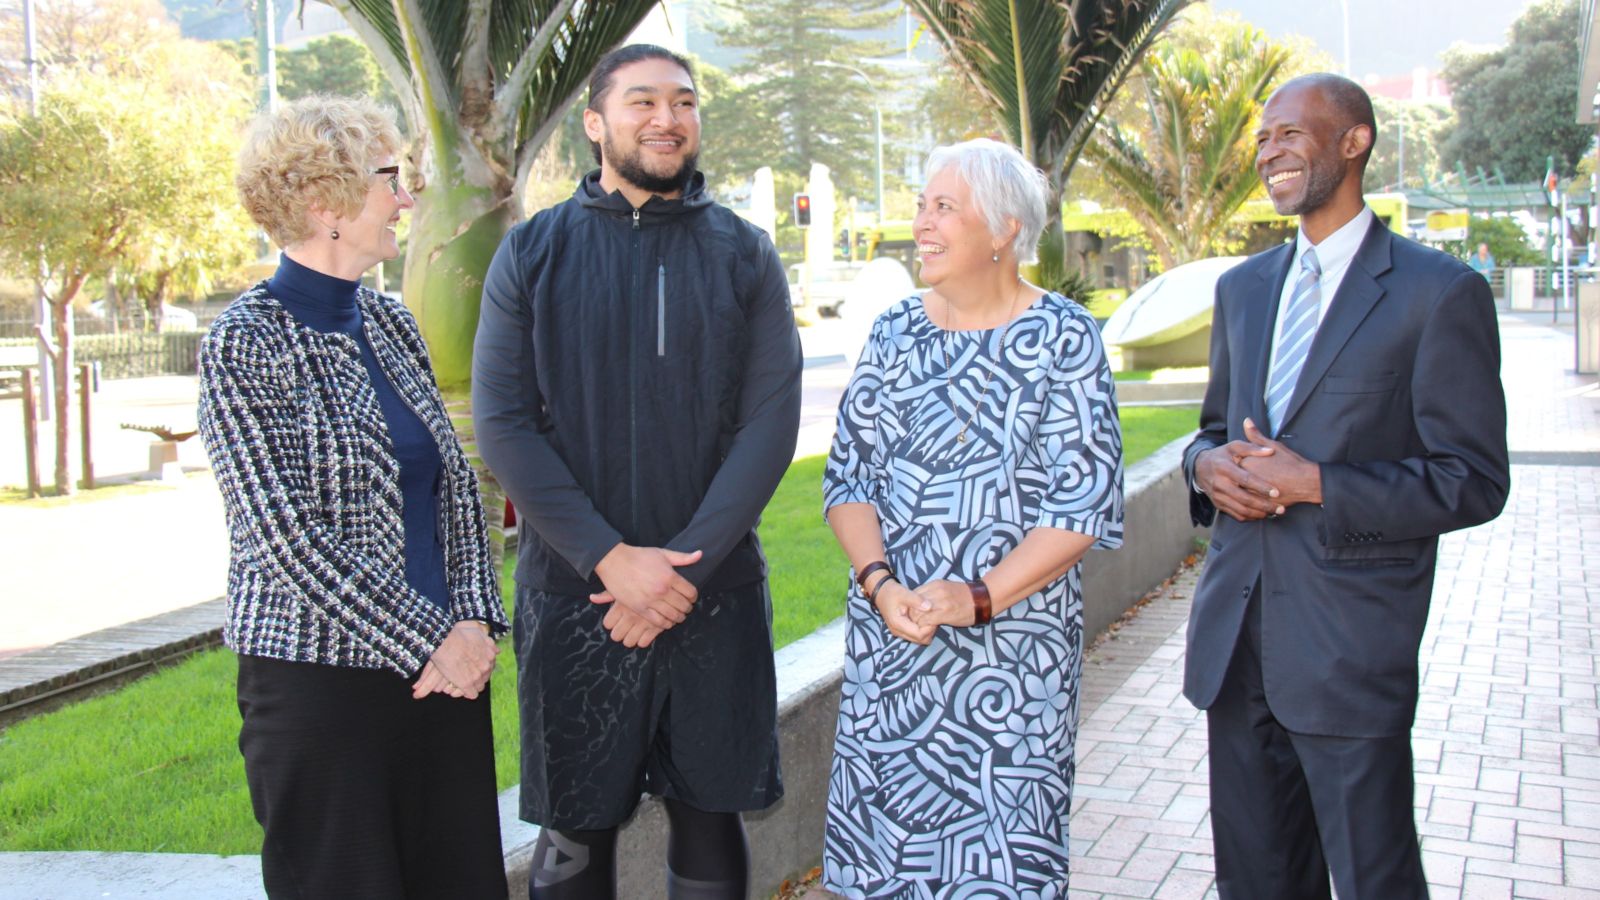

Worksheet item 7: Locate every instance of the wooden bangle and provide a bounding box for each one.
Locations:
[856,561,893,594]
[969,578,993,626]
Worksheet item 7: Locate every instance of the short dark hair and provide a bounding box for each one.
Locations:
[587,44,695,114]
[1281,73,1377,167]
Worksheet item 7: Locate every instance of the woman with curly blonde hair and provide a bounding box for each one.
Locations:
[199,95,509,898]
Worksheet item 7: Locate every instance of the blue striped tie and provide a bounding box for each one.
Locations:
[1265,248,1321,435]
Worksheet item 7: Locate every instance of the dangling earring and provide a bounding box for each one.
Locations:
[330,229,340,240]
[992,251,1000,263]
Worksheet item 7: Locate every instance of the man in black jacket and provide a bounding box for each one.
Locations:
[473,44,802,900]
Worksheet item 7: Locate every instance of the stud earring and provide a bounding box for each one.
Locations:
[330,229,340,240]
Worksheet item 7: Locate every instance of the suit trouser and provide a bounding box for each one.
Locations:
[1206,585,1428,900]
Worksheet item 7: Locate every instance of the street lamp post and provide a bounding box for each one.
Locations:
[816,60,884,224]
[1337,0,1351,76]
[23,0,50,422]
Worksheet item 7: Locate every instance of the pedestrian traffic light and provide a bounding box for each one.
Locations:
[793,193,812,228]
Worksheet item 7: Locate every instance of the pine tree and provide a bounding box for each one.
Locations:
[711,0,898,211]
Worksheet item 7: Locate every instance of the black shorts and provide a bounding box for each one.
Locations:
[513,580,784,829]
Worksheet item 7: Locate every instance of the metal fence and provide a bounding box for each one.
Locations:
[0,310,221,339]
[0,331,204,380]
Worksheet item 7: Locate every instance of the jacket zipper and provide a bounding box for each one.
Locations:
[629,208,641,536]
[657,261,666,357]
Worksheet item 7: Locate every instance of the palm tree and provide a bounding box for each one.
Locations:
[1084,23,1289,271]
[313,0,658,387]
[905,0,1193,287]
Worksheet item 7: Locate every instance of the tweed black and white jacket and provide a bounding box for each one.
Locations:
[198,283,508,677]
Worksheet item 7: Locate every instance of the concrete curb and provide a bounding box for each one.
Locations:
[0,599,226,729]
[1114,381,1206,404]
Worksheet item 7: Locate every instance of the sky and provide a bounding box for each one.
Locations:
[1207,0,1549,80]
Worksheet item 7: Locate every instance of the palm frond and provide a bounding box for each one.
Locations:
[1083,16,1290,267]
[320,0,656,196]
[906,0,1194,183]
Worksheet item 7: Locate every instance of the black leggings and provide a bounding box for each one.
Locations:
[528,798,748,900]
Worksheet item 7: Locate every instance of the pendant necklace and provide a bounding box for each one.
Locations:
[943,281,1026,444]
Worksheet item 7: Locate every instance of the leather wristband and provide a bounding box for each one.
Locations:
[856,561,894,596]
[865,573,897,603]
[968,578,993,626]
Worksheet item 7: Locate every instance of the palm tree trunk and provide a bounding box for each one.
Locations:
[1036,209,1067,289]
[399,169,518,572]
[401,181,517,390]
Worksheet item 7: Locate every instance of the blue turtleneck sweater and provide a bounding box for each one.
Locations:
[267,255,449,611]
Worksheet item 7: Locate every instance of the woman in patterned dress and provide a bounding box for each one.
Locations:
[822,138,1125,899]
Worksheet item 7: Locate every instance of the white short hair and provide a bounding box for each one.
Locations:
[924,138,1050,264]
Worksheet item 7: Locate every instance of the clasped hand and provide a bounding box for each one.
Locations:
[1194,418,1322,522]
[874,579,977,645]
[589,543,703,648]
[412,620,499,700]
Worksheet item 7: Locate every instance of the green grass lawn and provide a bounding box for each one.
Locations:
[1120,405,1199,464]
[0,408,1198,854]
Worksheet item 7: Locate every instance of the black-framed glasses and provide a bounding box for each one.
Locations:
[372,165,401,195]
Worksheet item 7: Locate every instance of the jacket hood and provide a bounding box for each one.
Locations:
[575,169,712,219]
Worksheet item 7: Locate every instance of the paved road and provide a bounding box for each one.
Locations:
[0,376,224,657]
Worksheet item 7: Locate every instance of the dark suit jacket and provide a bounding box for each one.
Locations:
[1181,218,1510,738]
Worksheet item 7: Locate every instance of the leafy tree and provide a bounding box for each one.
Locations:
[906,0,1193,286]
[1439,216,1542,266]
[118,95,258,330]
[314,0,659,388]
[0,0,254,493]
[1439,0,1591,182]
[0,0,173,97]
[1080,13,1290,272]
[916,58,1001,148]
[1363,97,1453,193]
[709,0,898,211]
[279,33,386,102]
[0,74,249,491]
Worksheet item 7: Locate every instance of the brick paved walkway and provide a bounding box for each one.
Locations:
[1065,311,1600,899]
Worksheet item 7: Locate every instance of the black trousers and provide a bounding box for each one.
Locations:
[1206,586,1428,900]
[237,655,507,900]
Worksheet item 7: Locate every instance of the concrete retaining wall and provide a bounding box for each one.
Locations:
[501,436,1206,897]
[1114,380,1206,405]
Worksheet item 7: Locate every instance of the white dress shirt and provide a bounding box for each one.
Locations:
[1264,205,1376,410]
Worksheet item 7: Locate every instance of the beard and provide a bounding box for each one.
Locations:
[1269,141,1348,216]
[603,129,698,196]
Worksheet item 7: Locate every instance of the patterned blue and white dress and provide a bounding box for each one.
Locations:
[821,291,1124,899]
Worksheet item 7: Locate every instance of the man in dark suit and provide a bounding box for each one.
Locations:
[1183,73,1510,898]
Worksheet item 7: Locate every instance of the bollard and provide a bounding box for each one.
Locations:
[21,368,41,498]
[78,363,94,490]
